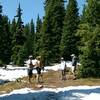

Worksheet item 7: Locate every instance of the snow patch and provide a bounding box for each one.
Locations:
[0,86,100,100]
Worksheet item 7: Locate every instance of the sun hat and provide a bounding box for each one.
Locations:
[29,55,33,58]
[61,57,64,60]
[71,54,75,57]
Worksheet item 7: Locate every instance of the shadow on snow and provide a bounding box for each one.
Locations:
[0,87,100,100]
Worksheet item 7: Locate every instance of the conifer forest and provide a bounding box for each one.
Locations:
[0,0,100,78]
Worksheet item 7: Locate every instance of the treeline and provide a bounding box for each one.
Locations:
[0,0,100,78]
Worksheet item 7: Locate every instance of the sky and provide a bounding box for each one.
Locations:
[0,0,85,25]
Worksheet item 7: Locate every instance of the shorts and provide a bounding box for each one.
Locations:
[72,62,77,66]
[61,69,66,76]
[28,68,33,77]
[36,67,41,74]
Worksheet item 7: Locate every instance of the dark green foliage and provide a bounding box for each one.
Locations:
[36,15,42,34]
[0,5,12,65]
[80,4,86,23]
[77,25,100,78]
[35,15,42,56]
[10,18,17,53]
[11,45,22,65]
[0,4,3,64]
[16,45,27,65]
[41,0,65,64]
[60,0,79,60]
[85,0,100,26]
[1,16,12,64]
[30,19,35,57]
[15,4,23,29]
[14,4,25,45]
[77,0,100,78]
[11,4,26,65]
[23,24,30,58]
[23,20,35,59]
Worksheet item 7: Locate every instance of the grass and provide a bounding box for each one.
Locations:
[0,70,100,94]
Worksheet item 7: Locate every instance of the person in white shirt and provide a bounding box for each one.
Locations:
[71,54,78,79]
[60,57,67,80]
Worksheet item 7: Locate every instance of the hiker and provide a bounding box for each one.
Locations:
[71,54,78,78]
[60,57,67,80]
[35,56,43,84]
[26,55,34,83]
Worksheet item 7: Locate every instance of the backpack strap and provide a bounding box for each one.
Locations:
[29,60,33,68]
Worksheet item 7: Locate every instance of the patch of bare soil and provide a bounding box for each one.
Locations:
[0,70,100,94]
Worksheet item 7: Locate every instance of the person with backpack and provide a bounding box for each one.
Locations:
[60,57,67,80]
[26,55,35,83]
[71,54,78,79]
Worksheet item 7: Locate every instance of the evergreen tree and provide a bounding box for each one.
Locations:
[14,4,25,45]
[23,23,30,58]
[10,18,17,40]
[77,24,100,78]
[10,18,17,54]
[80,4,86,23]
[1,16,12,64]
[0,4,3,65]
[30,19,35,56]
[0,4,12,65]
[36,15,42,33]
[85,0,100,26]
[60,0,79,60]
[11,4,26,65]
[40,0,65,65]
[77,0,100,77]
[0,4,2,19]
[35,15,42,56]
[23,19,35,59]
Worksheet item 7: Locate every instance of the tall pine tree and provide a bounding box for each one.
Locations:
[23,19,35,59]
[40,0,65,65]
[0,4,12,65]
[85,0,100,26]
[35,15,42,56]
[2,16,12,64]
[22,23,30,59]
[0,4,3,65]
[30,19,35,57]
[77,0,100,77]
[11,4,26,65]
[60,0,79,60]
